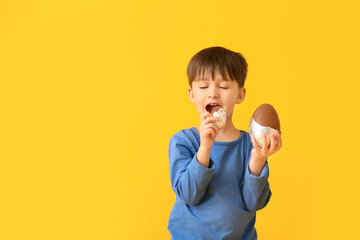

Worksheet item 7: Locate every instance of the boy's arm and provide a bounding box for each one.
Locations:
[196,145,212,168]
[169,136,216,206]
[242,133,282,212]
[242,154,272,212]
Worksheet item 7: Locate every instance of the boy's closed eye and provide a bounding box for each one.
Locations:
[199,86,228,89]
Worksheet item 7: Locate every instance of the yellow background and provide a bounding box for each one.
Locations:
[1,0,359,239]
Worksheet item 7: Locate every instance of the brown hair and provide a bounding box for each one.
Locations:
[187,46,248,89]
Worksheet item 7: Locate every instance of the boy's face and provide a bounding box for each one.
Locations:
[188,69,246,119]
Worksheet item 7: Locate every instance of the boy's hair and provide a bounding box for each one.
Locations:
[187,46,248,89]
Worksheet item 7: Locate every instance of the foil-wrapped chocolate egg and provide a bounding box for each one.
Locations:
[249,104,281,148]
[209,105,226,128]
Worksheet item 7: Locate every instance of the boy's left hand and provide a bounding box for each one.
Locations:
[250,133,282,161]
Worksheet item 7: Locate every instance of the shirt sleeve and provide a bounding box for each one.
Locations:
[242,154,272,212]
[168,136,216,206]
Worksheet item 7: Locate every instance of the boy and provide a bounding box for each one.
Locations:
[167,46,282,239]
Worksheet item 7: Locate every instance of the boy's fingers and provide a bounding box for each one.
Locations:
[203,116,222,124]
[261,134,269,155]
[276,133,282,151]
[201,112,218,123]
[200,112,211,122]
[208,123,219,135]
[251,136,260,151]
[209,127,216,138]
[269,134,276,152]
[203,123,218,135]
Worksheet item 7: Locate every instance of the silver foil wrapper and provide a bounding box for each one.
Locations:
[212,108,226,128]
[249,118,279,148]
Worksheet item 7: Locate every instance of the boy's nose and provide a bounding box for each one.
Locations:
[208,87,219,98]
[208,94,219,98]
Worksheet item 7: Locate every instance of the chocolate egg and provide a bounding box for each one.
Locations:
[249,104,281,148]
[211,106,226,128]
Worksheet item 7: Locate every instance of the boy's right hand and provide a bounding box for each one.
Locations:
[198,112,221,149]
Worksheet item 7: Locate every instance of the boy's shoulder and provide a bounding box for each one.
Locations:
[170,127,197,143]
[172,127,194,136]
[168,127,199,154]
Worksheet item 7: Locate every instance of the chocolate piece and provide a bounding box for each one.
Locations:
[210,105,222,114]
[206,104,221,113]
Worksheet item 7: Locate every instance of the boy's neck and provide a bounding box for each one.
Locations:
[215,121,241,142]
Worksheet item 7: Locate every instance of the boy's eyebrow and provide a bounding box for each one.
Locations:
[197,77,229,81]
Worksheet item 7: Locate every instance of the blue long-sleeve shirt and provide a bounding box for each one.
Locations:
[168,127,271,240]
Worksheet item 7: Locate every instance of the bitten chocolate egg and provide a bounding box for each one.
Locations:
[210,106,226,128]
[249,104,281,148]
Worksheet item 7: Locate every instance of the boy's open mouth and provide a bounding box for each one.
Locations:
[206,104,221,113]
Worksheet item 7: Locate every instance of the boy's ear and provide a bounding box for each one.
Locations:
[236,87,246,104]
[188,86,195,103]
